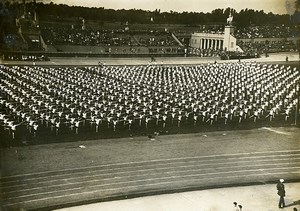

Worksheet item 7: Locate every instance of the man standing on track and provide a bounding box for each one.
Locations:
[276,179,285,208]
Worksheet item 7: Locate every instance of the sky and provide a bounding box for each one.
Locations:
[34,0,295,15]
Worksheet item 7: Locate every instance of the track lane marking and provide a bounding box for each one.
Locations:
[4,165,300,200]
[2,154,300,187]
[3,171,300,206]
[2,150,300,180]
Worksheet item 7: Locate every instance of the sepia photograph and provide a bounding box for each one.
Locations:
[0,0,300,210]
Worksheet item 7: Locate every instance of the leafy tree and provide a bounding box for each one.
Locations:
[1,1,294,27]
[296,0,300,10]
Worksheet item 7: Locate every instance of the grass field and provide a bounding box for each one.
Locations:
[1,52,299,147]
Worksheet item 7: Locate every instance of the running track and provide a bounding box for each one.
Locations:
[1,128,300,210]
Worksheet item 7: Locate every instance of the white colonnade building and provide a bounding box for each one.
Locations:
[190,14,243,52]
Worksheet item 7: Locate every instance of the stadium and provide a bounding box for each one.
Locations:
[0,0,300,210]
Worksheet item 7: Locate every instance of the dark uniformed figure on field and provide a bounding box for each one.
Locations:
[276,179,285,208]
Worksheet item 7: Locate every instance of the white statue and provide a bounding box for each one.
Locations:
[226,12,233,25]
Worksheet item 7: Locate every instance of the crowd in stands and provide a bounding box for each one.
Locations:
[0,63,299,145]
[1,22,294,58]
[2,34,25,51]
[136,34,178,46]
[41,26,135,46]
[41,26,179,47]
[174,24,298,39]
[195,25,224,34]
[184,24,299,55]
[234,25,300,39]
[234,25,299,55]
[237,39,297,55]
[237,40,268,56]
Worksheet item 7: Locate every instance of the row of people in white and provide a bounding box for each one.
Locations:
[0,62,299,139]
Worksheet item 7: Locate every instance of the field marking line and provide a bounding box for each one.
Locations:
[260,127,293,135]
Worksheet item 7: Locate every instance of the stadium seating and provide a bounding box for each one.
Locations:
[234,25,300,39]
[41,26,179,47]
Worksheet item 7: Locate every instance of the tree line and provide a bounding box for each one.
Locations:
[0,1,299,36]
